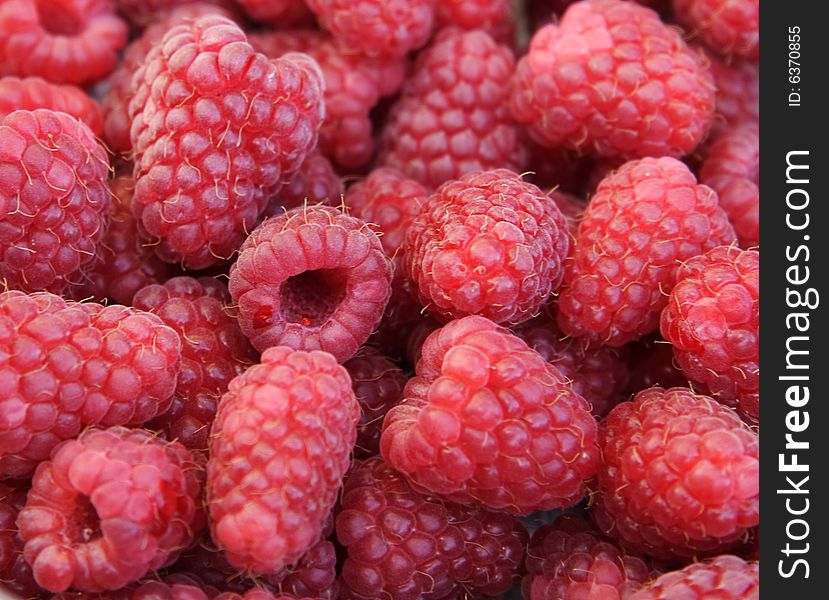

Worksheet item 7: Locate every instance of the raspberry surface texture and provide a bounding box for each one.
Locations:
[128,15,325,269]
[54,580,211,600]
[510,0,715,158]
[336,456,528,600]
[229,205,392,362]
[0,479,41,598]
[591,387,759,560]
[674,0,759,61]
[236,0,315,27]
[115,0,233,26]
[435,0,514,45]
[704,50,759,134]
[628,555,759,599]
[0,76,103,135]
[557,157,736,347]
[381,315,600,514]
[266,150,343,215]
[17,427,203,592]
[207,346,360,573]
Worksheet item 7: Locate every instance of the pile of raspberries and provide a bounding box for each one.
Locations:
[0,0,760,599]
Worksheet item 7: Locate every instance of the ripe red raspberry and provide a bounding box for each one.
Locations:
[306,0,435,58]
[129,15,325,269]
[406,169,569,325]
[557,157,736,347]
[379,29,525,189]
[404,314,441,368]
[699,125,759,247]
[0,76,103,135]
[17,427,203,592]
[0,291,181,478]
[435,0,514,46]
[265,151,343,217]
[511,0,715,158]
[343,347,407,458]
[236,0,315,27]
[336,456,528,600]
[660,246,759,424]
[0,109,110,294]
[265,539,339,600]
[0,479,42,598]
[591,387,759,561]
[133,276,258,451]
[628,555,758,600]
[522,514,654,600]
[704,50,759,133]
[625,337,691,394]
[229,206,392,362]
[381,315,600,514]
[674,0,758,61]
[208,346,360,573]
[0,0,127,86]
[55,580,210,600]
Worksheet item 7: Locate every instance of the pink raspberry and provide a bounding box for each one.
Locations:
[628,555,758,600]
[17,427,203,592]
[660,246,759,424]
[0,291,181,478]
[591,387,759,561]
[306,0,436,58]
[228,205,392,363]
[129,15,325,269]
[703,49,759,133]
[336,456,528,600]
[133,276,258,451]
[0,109,110,294]
[0,0,127,86]
[381,315,600,514]
[208,347,360,573]
[236,0,315,27]
[265,151,343,216]
[557,157,736,347]
[435,0,514,46]
[674,0,758,61]
[406,169,569,325]
[115,0,234,26]
[0,479,41,598]
[511,0,715,158]
[379,29,525,189]
[0,76,103,135]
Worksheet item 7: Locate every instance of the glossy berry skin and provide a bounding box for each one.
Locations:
[229,206,393,363]
[406,169,569,325]
[0,291,181,478]
[128,15,325,269]
[380,29,525,189]
[591,387,759,561]
[207,346,360,573]
[0,76,103,135]
[661,247,759,424]
[435,0,514,46]
[0,109,110,294]
[674,0,759,61]
[0,0,127,86]
[336,456,528,600]
[510,0,715,159]
[522,515,653,600]
[266,150,343,215]
[0,479,41,598]
[381,316,600,515]
[557,157,736,347]
[628,555,758,600]
[17,427,203,593]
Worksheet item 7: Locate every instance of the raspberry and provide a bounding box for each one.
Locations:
[0,109,111,294]
[0,0,127,86]
[128,15,325,269]
[404,315,441,368]
[265,151,343,216]
[699,125,759,247]
[549,190,587,236]
[236,0,315,27]
[336,456,528,600]
[228,206,392,362]
[557,157,736,347]
[379,29,525,189]
[1,479,42,598]
[435,0,515,46]
[627,555,758,599]
[510,0,715,158]
[343,347,407,458]
[0,76,103,136]
[660,246,759,424]
[216,592,312,600]
[115,0,233,27]
[55,581,210,600]
[703,50,759,133]
[306,0,436,58]
[522,514,654,600]
[591,387,759,561]
[367,275,433,364]
[17,427,203,592]
[626,338,691,394]
[380,315,600,514]
[207,346,360,573]
[164,533,248,596]
[133,276,258,451]
[263,538,338,600]
[0,291,181,478]
[673,0,759,61]
[406,169,569,325]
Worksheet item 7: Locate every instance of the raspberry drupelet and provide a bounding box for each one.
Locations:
[702,49,759,134]
[0,76,103,135]
[229,205,393,363]
[435,0,515,46]
[628,555,758,600]
[17,427,204,593]
[235,0,316,28]
[336,456,528,600]
[673,0,759,61]
[207,347,360,574]
[54,580,211,600]
[266,151,343,215]
[0,109,111,294]
[557,157,736,347]
[128,15,325,269]
[510,0,715,159]
[381,315,601,515]
[591,387,759,561]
